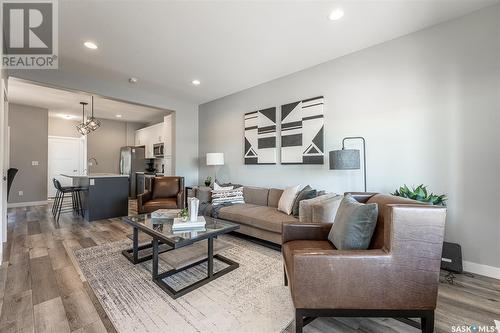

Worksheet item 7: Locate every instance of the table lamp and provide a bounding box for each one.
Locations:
[206,153,224,185]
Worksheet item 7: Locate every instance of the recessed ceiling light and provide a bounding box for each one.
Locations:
[328,8,344,21]
[84,41,98,49]
[62,114,74,120]
[129,77,138,84]
[115,114,122,118]
[192,79,201,86]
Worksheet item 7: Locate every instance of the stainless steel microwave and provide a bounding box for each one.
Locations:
[153,143,164,157]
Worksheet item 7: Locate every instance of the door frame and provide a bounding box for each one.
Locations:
[47,135,87,198]
[0,79,9,248]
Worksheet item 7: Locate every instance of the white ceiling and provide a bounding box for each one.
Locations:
[18,1,500,104]
[8,78,170,123]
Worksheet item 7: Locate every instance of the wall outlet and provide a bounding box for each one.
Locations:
[31,161,39,166]
[18,190,23,196]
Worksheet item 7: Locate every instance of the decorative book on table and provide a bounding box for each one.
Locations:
[172,216,206,231]
[151,209,181,219]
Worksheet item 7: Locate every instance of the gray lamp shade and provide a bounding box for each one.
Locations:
[329,149,361,170]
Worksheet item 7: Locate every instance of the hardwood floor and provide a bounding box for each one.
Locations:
[0,203,499,333]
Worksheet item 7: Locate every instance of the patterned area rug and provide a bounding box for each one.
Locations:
[73,235,294,333]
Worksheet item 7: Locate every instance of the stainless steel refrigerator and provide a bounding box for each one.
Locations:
[119,146,145,198]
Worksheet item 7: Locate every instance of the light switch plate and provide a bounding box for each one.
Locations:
[18,190,23,196]
[31,161,39,166]
[90,179,95,186]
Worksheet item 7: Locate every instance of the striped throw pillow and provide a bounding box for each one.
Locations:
[211,187,245,206]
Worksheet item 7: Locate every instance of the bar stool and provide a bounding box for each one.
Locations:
[52,179,84,223]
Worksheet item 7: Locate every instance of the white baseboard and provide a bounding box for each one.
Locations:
[463,261,500,279]
[7,200,48,208]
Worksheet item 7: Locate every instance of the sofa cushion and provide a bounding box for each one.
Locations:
[268,188,283,207]
[311,195,343,223]
[299,193,341,222]
[292,186,318,217]
[278,185,301,215]
[243,187,269,206]
[328,195,378,250]
[211,187,244,206]
[152,177,180,199]
[218,203,298,233]
[195,186,212,203]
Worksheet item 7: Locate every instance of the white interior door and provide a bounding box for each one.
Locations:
[48,136,85,198]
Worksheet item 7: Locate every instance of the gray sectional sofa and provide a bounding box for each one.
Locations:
[196,185,341,245]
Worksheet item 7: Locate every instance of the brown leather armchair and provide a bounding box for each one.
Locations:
[282,193,446,333]
[137,176,185,214]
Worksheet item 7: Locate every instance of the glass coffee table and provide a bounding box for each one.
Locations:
[122,214,240,299]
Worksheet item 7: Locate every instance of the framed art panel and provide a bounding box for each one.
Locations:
[281,96,324,164]
[244,107,277,164]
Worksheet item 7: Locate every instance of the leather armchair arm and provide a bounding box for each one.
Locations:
[137,190,152,214]
[291,249,393,309]
[282,222,332,243]
[177,190,185,209]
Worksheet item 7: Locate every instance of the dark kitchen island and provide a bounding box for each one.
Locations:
[61,173,129,222]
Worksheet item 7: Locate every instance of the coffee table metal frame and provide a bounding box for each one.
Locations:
[122,215,239,299]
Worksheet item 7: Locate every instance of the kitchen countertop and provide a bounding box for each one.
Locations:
[135,172,165,176]
[61,173,129,178]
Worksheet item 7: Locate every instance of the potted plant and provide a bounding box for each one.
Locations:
[179,208,189,221]
[392,184,447,206]
[204,176,212,187]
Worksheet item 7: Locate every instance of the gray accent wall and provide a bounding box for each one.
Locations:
[48,117,81,138]
[87,119,144,174]
[199,6,500,270]
[8,104,49,203]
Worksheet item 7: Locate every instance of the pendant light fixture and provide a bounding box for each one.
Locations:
[86,96,101,131]
[76,102,91,135]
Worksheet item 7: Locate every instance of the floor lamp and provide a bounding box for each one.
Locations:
[206,153,224,185]
[329,137,367,192]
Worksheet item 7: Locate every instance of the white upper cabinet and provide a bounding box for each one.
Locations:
[163,114,172,156]
[135,114,173,160]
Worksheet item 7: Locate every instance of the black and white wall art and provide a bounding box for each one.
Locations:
[281,96,324,164]
[244,107,277,164]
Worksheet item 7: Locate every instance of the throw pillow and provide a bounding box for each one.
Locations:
[278,185,301,215]
[291,185,311,214]
[311,195,343,222]
[211,187,244,206]
[299,193,339,222]
[214,182,234,191]
[328,195,378,250]
[292,186,318,217]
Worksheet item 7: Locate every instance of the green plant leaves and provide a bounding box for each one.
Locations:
[391,184,447,206]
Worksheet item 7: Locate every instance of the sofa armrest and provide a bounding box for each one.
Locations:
[282,222,332,243]
[137,190,152,214]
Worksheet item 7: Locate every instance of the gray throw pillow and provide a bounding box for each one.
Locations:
[328,195,378,250]
[292,189,317,217]
[291,185,315,216]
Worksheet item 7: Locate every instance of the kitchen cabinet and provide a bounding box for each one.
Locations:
[135,115,173,160]
[135,124,161,159]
